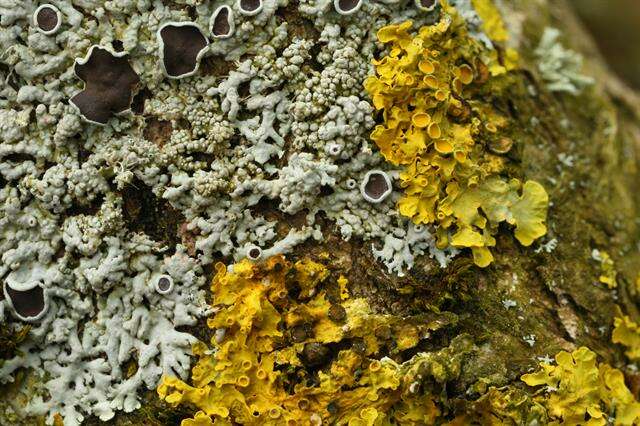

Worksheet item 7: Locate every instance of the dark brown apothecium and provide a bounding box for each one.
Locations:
[155,275,174,294]
[69,46,140,125]
[34,4,61,34]
[360,170,392,203]
[334,0,362,15]
[5,284,47,321]
[238,0,263,15]
[158,23,209,79]
[210,5,234,39]
[416,0,438,11]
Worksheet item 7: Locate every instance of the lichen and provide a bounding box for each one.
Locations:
[1,0,477,422]
[521,347,640,425]
[592,249,617,289]
[1,0,623,423]
[535,27,595,95]
[612,308,640,362]
[158,255,468,425]
[448,387,548,425]
[469,0,508,42]
[363,2,549,266]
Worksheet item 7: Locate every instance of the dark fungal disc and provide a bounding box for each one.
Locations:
[337,0,360,13]
[36,6,59,32]
[417,0,438,10]
[157,277,171,292]
[248,247,261,259]
[328,304,347,323]
[160,24,208,78]
[212,7,232,37]
[302,342,331,367]
[364,173,390,199]
[6,285,46,320]
[240,0,261,13]
[70,47,140,124]
[290,324,310,343]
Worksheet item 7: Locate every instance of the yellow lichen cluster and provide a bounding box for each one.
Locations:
[470,0,509,43]
[364,2,549,267]
[612,308,640,361]
[596,250,617,288]
[157,255,470,425]
[521,347,640,425]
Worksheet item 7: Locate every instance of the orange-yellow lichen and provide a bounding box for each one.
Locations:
[157,256,466,425]
[521,347,640,425]
[364,1,549,267]
[612,308,640,362]
[447,387,548,425]
[595,250,617,288]
[470,0,508,43]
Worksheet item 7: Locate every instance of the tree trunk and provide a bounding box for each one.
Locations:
[2,0,640,424]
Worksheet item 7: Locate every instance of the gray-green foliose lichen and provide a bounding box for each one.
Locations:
[535,27,594,95]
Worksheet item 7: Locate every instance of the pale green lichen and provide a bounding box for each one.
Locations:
[535,27,595,95]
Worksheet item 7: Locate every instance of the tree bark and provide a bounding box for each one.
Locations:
[4,0,640,424]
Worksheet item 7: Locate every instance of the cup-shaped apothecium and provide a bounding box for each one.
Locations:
[246,245,263,261]
[360,170,392,203]
[210,5,235,39]
[3,282,49,322]
[237,0,263,16]
[334,0,363,15]
[154,275,175,295]
[415,0,438,12]
[70,46,140,125]
[157,22,209,79]
[33,4,62,35]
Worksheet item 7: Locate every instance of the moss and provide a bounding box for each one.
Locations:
[448,386,548,425]
[83,391,193,426]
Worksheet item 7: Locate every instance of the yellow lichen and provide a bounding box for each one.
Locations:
[521,347,640,425]
[470,0,509,43]
[595,250,617,288]
[364,2,549,267]
[157,255,467,425]
[447,387,548,425]
[612,308,640,362]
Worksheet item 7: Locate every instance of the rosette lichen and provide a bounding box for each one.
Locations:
[535,27,594,95]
